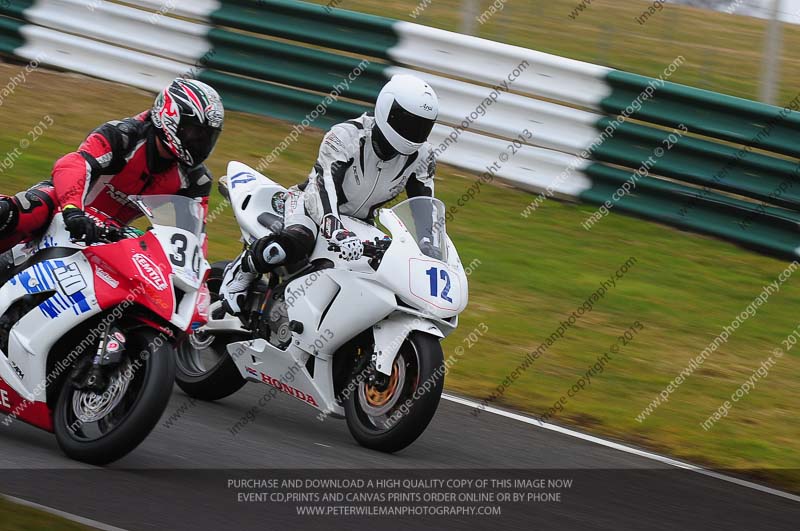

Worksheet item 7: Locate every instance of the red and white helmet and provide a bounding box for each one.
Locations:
[151,78,224,166]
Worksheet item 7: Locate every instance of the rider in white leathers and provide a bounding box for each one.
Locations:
[220,74,440,314]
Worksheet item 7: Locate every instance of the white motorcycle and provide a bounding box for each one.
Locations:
[177,162,468,452]
[0,195,210,464]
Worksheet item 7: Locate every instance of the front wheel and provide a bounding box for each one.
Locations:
[54,329,176,465]
[344,332,444,453]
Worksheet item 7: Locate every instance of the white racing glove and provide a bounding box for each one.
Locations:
[331,229,363,261]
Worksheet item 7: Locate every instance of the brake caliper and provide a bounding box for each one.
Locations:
[72,327,127,393]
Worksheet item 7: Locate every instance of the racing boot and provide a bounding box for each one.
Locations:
[219,241,287,317]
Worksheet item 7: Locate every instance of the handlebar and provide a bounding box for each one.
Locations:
[327,237,392,261]
[70,223,132,245]
[364,239,391,258]
[99,224,124,243]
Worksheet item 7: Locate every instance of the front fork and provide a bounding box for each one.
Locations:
[72,326,127,393]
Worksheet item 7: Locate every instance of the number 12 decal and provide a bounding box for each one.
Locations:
[425,267,453,303]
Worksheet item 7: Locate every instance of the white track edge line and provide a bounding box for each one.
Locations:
[441,393,800,503]
[2,494,130,531]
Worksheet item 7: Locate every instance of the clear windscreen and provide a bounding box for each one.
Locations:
[131,195,204,238]
[390,197,448,261]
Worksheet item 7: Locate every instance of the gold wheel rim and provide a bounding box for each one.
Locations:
[365,359,401,407]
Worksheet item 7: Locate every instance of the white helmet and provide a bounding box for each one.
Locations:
[374,74,438,156]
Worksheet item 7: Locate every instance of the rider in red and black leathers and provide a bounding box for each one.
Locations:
[0,78,224,258]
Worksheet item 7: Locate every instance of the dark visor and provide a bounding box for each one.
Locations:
[387,100,435,143]
[180,123,221,164]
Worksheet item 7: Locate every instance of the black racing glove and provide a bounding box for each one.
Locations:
[245,236,288,273]
[62,206,99,244]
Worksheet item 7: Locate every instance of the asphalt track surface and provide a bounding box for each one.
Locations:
[0,384,798,530]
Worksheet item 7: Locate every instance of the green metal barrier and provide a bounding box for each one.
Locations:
[0,16,25,55]
[0,0,33,20]
[198,69,370,128]
[603,71,800,159]
[206,28,388,102]
[594,118,800,210]
[583,163,800,261]
[211,0,398,58]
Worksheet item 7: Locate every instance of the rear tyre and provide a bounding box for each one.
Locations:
[345,332,444,453]
[54,329,176,465]
[175,261,247,401]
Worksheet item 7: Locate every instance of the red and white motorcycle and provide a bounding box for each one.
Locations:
[0,195,210,464]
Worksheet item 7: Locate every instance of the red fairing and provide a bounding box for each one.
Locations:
[0,378,54,432]
[85,231,175,321]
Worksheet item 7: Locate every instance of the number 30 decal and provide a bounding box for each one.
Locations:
[425,267,453,303]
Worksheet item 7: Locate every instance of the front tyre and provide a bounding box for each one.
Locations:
[345,332,444,453]
[54,329,176,465]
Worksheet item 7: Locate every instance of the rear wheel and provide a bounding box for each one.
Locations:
[175,261,247,401]
[344,332,444,453]
[54,329,176,465]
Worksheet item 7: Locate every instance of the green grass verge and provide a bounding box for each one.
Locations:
[308,0,800,105]
[0,496,94,531]
[0,62,798,491]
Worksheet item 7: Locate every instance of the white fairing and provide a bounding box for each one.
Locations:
[224,161,287,244]
[216,161,468,415]
[376,208,468,319]
[0,251,101,402]
[0,215,98,402]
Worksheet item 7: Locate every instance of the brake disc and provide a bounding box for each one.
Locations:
[71,361,134,425]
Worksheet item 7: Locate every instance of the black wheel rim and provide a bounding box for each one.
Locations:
[61,356,149,442]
